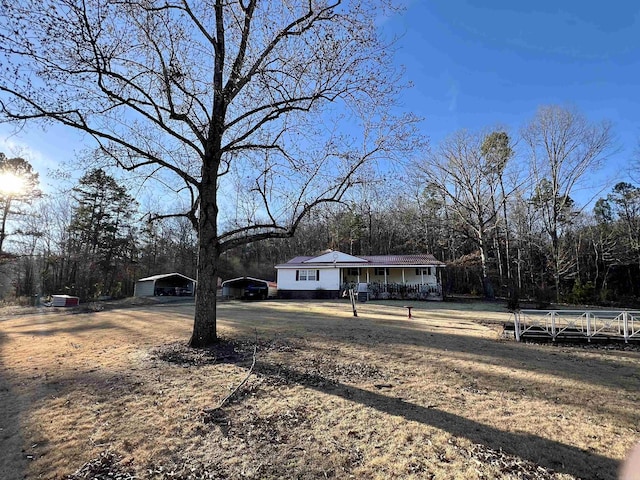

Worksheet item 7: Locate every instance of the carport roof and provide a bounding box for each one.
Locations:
[222,276,276,287]
[137,272,196,283]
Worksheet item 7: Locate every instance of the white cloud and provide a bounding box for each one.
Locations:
[0,131,59,172]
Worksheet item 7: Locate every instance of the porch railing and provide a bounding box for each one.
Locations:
[342,282,442,300]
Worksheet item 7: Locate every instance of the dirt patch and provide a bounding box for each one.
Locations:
[65,451,136,480]
[151,337,300,367]
[465,442,562,479]
[152,340,248,367]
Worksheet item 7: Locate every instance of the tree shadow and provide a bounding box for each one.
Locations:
[0,332,28,480]
[252,360,620,480]
[218,304,640,394]
[224,307,639,434]
[9,321,122,337]
[0,355,155,479]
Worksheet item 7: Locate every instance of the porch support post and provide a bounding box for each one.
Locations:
[366,269,370,283]
[402,268,405,283]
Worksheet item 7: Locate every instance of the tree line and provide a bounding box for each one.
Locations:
[1,103,638,307]
[0,0,635,345]
[0,166,198,301]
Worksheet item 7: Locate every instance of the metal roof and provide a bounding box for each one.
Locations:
[221,276,277,288]
[359,254,445,266]
[276,253,445,268]
[137,272,197,283]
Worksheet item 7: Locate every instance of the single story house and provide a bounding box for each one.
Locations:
[275,250,445,300]
[134,272,197,297]
[221,276,277,300]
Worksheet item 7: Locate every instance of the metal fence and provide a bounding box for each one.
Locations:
[512,310,640,343]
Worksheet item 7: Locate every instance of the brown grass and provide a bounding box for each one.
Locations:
[0,299,638,479]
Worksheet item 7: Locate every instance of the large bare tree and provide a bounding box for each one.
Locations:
[480,131,516,287]
[522,105,613,302]
[417,130,517,298]
[0,0,418,346]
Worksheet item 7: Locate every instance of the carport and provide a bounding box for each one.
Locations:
[134,273,196,297]
[221,277,277,300]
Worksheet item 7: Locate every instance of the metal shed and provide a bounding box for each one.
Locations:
[134,273,196,297]
[221,277,277,300]
[51,295,80,307]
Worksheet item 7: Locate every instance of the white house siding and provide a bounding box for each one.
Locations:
[277,268,341,298]
[275,252,445,300]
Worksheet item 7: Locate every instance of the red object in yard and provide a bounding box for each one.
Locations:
[51,295,80,307]
[404,306,413,319]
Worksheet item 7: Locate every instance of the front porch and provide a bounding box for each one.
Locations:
[342,281,443,301]
[341,266,443,300]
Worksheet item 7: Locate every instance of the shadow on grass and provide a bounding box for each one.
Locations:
[253,360,619,480]
[217,303,640,395]
[9,321,121,337]
[0,332,28,480]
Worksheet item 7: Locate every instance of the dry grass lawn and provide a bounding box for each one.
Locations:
[0,299,638,479]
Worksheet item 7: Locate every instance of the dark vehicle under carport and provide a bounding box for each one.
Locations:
[221,277,277,300]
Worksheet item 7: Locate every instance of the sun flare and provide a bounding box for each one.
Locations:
[0,172,27,196]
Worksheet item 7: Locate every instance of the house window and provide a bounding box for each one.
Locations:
[346,268,360,276]
[416,268,434,276]
[297,269,319,281]
[374,267,389,276]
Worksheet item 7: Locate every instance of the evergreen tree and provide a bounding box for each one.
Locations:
[68,169,138,298]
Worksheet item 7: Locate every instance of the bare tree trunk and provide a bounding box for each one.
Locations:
[552,234,560,304]
[478,233,493,298]
[0,199,12,253]
[190,177,219,347]
[517,244,522,291]
[494,235,503,286]
[500,181,512,282]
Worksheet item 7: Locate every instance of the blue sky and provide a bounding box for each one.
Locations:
[385,0,640,195]
[1,0,639,204]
